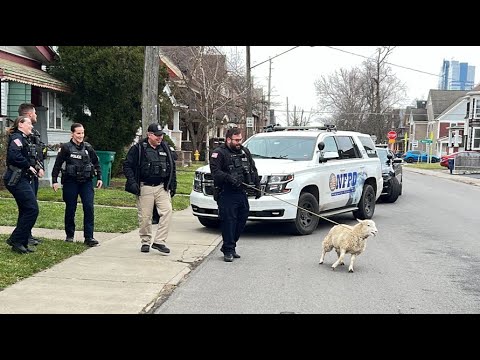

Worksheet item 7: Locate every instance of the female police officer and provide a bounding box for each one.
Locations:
[51,123,102,246]
[3,116,39,254]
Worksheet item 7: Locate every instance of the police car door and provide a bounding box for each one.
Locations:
[319,135,364,210]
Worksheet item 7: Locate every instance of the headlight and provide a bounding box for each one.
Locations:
[265,174,294,194]
[193,171,203,192]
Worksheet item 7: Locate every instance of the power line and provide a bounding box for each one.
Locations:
[324,46,441,78]
[250,46,301,70]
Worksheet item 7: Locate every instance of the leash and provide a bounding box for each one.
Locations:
[241,182,353,229]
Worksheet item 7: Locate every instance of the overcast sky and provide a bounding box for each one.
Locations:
[236,46,480,124]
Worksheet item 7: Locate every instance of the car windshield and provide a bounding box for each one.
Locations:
[244,137,316,161]
[376,148,389,164]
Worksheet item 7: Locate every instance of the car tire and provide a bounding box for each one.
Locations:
[406,158,414,163]
[380,177,400,203]
[353,184,376,219]
[198,217,220,228]
[289,192,319,235]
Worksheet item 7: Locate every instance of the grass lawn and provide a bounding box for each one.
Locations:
[0,234,88,289]
[404,163,444,171]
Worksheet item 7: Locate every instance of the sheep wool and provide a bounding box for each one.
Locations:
[319,219,378,273]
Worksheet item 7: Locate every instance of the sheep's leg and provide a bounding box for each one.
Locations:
[335,249,345,265]
[319,242,333,264]
[348,254,356,273]
[331,249,346,270]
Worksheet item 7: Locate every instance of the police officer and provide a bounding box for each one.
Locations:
[210,127,261,262]
[2,116,39,254]
[18,103,45,246]
[51,123,102,246]
[123,123,177,255]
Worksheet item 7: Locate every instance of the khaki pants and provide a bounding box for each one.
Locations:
[137,184,172,245]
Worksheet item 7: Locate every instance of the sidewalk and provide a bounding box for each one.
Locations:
[403,166,480,187]
[0,208,222,314]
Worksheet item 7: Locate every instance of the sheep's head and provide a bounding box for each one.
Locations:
[355,219,378,238]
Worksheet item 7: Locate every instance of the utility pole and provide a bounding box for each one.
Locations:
[286,97,289,125]
[141,46,160,137]
[246,46,252,138]
[268,58,272,125]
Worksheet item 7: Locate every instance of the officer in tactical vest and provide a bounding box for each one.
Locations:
[3,116,39,254]
[51,123,102,247]
[123,123,177,255]
[210,127,261,262]
[18,103,46,246]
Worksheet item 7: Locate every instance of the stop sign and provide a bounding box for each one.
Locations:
[387,131,397,140]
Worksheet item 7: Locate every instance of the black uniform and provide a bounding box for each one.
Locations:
[29,128,46,195]
[51,140,101,243]
[209,144,260,257]
[2,130,39,252]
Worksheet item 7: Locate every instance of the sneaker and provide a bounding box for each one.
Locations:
[65,237,74,242]
[84,238,99,247]
[141,244,150,253]
[223,254,234,262]
[232,252,241,259]
[151,243,170,255]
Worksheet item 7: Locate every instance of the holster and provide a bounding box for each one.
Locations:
[7,165,23,186]
[213,186,222,202]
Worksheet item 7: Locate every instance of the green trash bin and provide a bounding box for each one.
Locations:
[93,151,116,188]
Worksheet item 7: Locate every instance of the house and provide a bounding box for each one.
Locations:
[426,89,469,156]
[0,46,72,185]
[405,100,428,152]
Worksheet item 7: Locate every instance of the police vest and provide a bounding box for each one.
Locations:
[64,142,94,181]
[29,129,45,165]
[228,149,255,186]
[139,142,168,181]
[6,133,33,168]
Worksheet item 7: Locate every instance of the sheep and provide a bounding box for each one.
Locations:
[318,219,378,273]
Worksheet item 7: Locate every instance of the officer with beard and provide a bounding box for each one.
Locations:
[209,127,261,262]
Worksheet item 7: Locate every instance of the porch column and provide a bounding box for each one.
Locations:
[171,108,182,150]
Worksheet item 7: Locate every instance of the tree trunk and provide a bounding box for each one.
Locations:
[142,46,160,137]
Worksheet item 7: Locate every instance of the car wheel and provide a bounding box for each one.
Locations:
[198,217,220,228]
[380,177,400,203]
[406,158,414,163]
[289,192,319,235]
[431,158,438,163]
[353,184,376,219]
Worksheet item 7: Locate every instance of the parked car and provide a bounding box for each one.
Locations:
[403,150,440,163]
[376,147,403,203]
[440,151,480,168]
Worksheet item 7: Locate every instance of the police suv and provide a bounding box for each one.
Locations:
[190,125,383,235]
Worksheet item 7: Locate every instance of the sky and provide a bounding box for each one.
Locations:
[232,46,480,125]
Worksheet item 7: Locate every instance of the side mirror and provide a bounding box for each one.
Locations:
[318,142,325,151]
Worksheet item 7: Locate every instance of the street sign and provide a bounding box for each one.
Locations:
[387,131,397,140]
[246,117,254,128]
[411,140,418,148]
[420,139,432,144]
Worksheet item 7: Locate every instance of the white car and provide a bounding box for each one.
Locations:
[190,125,383,235]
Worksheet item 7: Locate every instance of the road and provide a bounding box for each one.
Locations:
[155,171,480,314]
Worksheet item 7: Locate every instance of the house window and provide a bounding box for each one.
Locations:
[472,127,480,150]
[475,99,480,119]
[43,92,63,129]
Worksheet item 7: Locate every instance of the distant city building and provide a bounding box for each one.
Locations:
[438,59,475,90]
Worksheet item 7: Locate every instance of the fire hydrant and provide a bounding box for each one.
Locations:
[194,150,200,161]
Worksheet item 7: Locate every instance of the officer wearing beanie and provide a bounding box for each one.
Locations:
[123,123,177,255]
[209,127,261,262]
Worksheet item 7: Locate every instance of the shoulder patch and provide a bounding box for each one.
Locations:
[13,138,23,147]
[211,152,218,158]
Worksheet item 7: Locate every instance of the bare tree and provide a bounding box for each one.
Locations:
[314,46,407,141]
[160,46,249,159]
